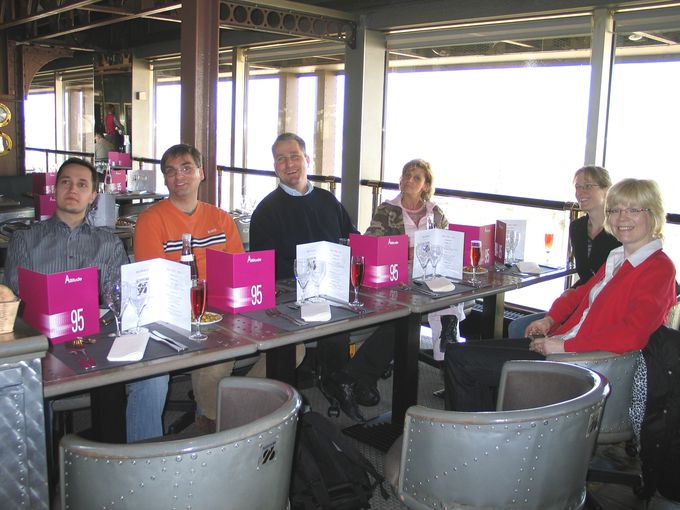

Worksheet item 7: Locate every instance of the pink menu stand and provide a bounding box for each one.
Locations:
[448,223,496,268]
[18,266,100,344]
[206,249,275,313]
[31,172,57,195]
[349,233,409,288]
[34,194,56,220]
[495,220,507,265]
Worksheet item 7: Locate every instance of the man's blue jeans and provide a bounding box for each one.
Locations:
[126,374,169,442]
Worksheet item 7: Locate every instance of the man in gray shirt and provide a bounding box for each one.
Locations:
[4,157,127,298]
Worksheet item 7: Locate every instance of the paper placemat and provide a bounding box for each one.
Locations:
[49,323,203,374]
[241,303,371,332]
[409,280,488,298]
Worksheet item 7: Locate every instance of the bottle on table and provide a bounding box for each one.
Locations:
[180,232,198,281]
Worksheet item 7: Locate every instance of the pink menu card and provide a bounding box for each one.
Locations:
[206,249,275,313]
[349,233,409,288]
[18,266,100,343]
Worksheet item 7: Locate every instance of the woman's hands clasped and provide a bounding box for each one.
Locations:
[525,316,566,355]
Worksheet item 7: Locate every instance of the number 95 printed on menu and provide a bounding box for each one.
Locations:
[206,249,276,313]
[18,266,100,344]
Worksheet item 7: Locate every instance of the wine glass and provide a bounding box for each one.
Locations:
[103,280,125,337]
[190,279,207,341]
[293,258,311,305]
[506,229,521,264]
[350,255,365,308]
[308,258,327,302]
[415,241,431,281]
[128,279,149,334]
[430,244,443,277]
[469,240,482,285]
[544,232,554,263]
[426,212,435,230]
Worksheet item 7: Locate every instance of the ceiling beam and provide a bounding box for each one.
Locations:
[0,0,101,29]
[24,2,182,43]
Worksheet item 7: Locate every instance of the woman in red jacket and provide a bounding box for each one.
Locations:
[444,178,676,411]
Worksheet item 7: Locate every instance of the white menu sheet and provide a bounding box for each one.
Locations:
[412,229,465,280]
[121,258,191,331]
[296,241,351,303]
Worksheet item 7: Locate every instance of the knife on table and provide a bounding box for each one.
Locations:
[150,330,188,352]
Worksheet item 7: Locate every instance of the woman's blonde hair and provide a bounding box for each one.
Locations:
[605,178,665,239]
[573,165,612,189]
[401,159,434,201]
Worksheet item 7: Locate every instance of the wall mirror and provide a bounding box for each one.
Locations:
[0,132,13,155]
[94,53,132,159]
[0,103,12,127]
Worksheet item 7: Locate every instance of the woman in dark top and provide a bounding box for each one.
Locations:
[508,165,621,337]
[569,166,621,285]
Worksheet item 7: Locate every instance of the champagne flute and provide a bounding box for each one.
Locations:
[293,258,311,305]
[470,240,482,285]
[430,244,443,277]
[350,255,365,308]
[309,258,326,302]
[128,280,149,334]
[544,232,554,263]
[103,280,125,337]
[506,229,520,264]
[415,241,431,281]
[190,279,207,341]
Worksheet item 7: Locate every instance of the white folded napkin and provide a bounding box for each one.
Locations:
[426,276,456,293]
[301,302,332,322]
[107,331,149,362]
[516,261,542,275]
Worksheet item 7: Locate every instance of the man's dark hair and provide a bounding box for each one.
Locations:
[271,132,307,157]
[160,144,203,173]
[57,157,98,191]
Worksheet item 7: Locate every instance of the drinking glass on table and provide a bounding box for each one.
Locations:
[430,244,443,277]
[350,255,365,308]
[293,258,311,304]
[128,280,149,334]
[190,278,207,341]
[308,258,326,302]
[505,228,521,264]
[544,232,554,263]
[469,240,482,285]
[415,241,431,281]
[103,280,125,337]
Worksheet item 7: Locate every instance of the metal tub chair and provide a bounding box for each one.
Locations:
[385,360,609,510]
[60,377,301,510]
[547,350,644,507]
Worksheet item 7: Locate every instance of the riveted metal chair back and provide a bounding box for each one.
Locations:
[396,360,609,510]
[60,377,301,510]
[548,350,640,444]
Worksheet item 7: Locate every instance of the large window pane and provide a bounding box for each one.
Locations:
[607,23,680,269]
[24,92,56,171]
[383,29,593,308]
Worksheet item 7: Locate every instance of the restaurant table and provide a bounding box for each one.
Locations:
[340,265,576,450]
[42,319,259,443]
[114,191,167,217]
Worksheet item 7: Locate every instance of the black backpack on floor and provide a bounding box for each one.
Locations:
[290,410,389,510]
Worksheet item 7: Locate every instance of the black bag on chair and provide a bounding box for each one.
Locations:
[640,324,680,501]
[290,410,388,510]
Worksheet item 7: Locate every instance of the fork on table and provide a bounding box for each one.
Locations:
[265,307,306,326]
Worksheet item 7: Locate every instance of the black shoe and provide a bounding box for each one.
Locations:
[439,315,459,353]
[321,371,365,422]
[354,380,380,407]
